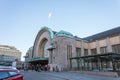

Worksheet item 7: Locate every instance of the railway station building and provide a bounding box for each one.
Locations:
[27,27,120,72]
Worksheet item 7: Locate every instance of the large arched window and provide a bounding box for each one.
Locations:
[39,38,49,58]
[44,41,49,58]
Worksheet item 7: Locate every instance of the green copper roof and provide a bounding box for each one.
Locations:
[39,27,74,39]
[55,30,73,38]
[41,27,54,39]
[31,57,48,61]
[29,46,33,50]
[26,57,48,62]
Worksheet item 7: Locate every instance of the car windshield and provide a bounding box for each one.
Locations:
[9,71,18,76]
[0,72,9,79]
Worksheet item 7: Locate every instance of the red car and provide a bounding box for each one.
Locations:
[0,66,23,80]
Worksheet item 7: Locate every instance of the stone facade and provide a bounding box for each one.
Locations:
[32,27,120,71]
[25,46,33,62]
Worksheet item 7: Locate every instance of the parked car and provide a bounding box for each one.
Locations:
[0,66,23,80]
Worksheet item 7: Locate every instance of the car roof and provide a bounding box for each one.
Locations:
[0,66,17,71]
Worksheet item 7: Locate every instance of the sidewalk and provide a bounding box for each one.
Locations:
[69,70,119,77]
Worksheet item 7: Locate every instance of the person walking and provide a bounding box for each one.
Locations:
[38,64,41,72]
[47,65,50,71]
[31,65,34,71]
[55,65,58,72]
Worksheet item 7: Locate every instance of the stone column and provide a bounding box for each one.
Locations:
[106,37,112,52]
[96,40,100,54]
[48,50,53,64]
[81,40,84,56]
[88,43,92,70]
[88,43,91,55]
[119,35,120,44]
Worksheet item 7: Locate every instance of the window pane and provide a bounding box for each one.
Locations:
[67,45,72,59]
[112,44,120,53]
[84,49,88,56]
[76,48,81,57]
[100,47,107,54]
[91,48,97,55]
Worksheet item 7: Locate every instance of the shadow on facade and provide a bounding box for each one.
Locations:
[70,52,120,77]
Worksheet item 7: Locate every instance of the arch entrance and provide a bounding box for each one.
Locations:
[39,38,49,58]
[33,38,49,66]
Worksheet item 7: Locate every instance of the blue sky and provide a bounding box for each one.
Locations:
[0,0,120,61]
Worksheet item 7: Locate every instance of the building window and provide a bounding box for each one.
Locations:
[67,45,72,59]
[91,48,97,55]
[84,49,88,56]
[112,44,120,53]
[100,46,107,54]
[44,41,49,58]
[76,48,81,57]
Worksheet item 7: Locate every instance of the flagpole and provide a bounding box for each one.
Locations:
[48,12,52,26]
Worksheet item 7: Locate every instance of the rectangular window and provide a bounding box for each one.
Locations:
[112,44,120,53]
[100,46,107,54]
[67,45,72,59]
[91,48,97,55]
[84,49,88,56]
[76,48,81,57]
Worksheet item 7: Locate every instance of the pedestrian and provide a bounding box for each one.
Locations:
[38,64,41,72]
[31,65,34,71]
[47,65,50,71]
[24,64,27,71]
[55,66,58,72]
[36,64,39,72]
[35,64,37,71]
[53,67,55,72]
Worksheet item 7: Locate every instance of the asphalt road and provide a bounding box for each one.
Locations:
[21,70,120,80]
[21,70,66,80]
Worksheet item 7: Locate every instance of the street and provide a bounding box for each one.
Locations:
[21,70,120,80]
